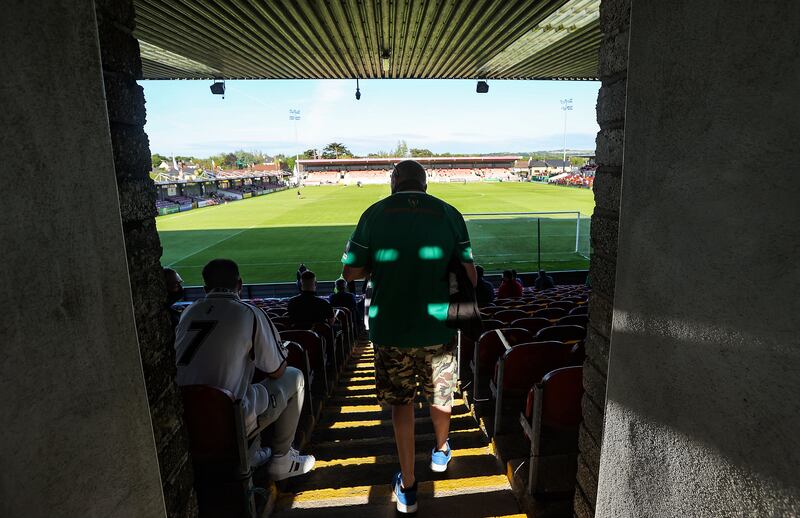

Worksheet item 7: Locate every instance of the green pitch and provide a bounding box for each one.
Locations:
[158,183,595,286]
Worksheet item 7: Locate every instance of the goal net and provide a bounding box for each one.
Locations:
[463,211,591,273]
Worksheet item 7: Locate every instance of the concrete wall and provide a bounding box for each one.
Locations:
[95,0,197,515]
[574,0,630,515]
[0,2,166,517]
[596,1,800,516]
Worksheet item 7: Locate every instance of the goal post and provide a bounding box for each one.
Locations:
[461,211,591,272]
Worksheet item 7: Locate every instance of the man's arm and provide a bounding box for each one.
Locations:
[462,262,478,287]
[253,309,287,378]
[268,360,287,379]
[342,265,369,281]
[342,210,371,281]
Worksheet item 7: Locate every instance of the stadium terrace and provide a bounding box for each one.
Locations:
[3,2,797,518]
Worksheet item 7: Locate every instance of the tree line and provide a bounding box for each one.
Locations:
[152,140,591,171]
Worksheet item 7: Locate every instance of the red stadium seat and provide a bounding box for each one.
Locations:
[522,303,548,313]
[280,330,328,395]
[494,309,529,324]
[284,341,314,417]
[271,315,292,328]
[568,305,588,316]
[535,325,587,345]
[490,341,573,434]
[313,321,341,374]
[482,319,505,331]
[471,328,533,400]
[510,317,552,336]
[272,321,288,332]
[557,314,588,328]
[548,301,576,311]
[181,385,262,517]
[520,366,584,494]
[480,306,504,316]
[531,307,567,322]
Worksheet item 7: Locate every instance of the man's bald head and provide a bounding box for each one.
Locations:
[391,160,427,193]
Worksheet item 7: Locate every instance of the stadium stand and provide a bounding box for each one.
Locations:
[168,282,589,511]
[155,199,178,210]
[304,171,341,185]
[296,156,523,185]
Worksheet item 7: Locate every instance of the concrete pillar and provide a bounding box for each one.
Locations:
[95,0,197,514]
[574,0,630,516]
[596,1,800,516]
[0,2,165,517]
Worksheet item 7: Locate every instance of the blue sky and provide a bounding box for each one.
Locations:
[140,79,600,158]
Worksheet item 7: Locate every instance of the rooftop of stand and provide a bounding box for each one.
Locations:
[134,0,601,80]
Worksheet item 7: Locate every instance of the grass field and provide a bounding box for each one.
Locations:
[157,183,595,285]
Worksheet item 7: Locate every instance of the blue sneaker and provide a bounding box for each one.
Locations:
[430,440,452,473]
[392,471,418,513]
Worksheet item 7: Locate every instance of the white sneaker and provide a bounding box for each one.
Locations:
[250,447,272,468]
[267,447,316,480]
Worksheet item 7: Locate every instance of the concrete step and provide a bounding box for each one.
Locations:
[312,414,478,443]
[272,491,523,517]
[284,449,502,492]
[271,342,523,517]
[317,401,471,424]
[310,427,489,461]
[276,474,514,511]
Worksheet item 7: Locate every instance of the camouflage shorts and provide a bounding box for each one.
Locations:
[374,343,457,406]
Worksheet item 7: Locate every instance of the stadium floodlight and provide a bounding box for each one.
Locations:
[561,98,573,171]
[476,80,489,93]
[381,50,391,73]
[289,109,301,182]
[355,78,361,100]
[210,79,225,98]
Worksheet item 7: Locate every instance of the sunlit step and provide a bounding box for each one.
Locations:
[328,398,467,414]
[278,475,511,509]
[312,426,483,451]
[341,376,375,383]
[319,411,473,430]
[334,384,376,392]
[314,446,492,469]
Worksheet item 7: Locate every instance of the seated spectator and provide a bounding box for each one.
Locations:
[163,267,184,330]
[474,265,495,307]
[175,259,315,479]
[296,263,307,292]
[288,270,335,329]
[534,269,555,290]
[497,269,523,298]
[511,269,524,288]
[329,278,357,313]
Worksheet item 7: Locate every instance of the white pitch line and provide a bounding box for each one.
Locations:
[165,224,258,267]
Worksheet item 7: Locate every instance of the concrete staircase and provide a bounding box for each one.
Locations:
[271,342,525,517]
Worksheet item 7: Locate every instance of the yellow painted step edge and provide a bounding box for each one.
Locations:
[331,399,467,414]
[321,412,475,430]
[279,475,510,508]
[314,446,491,468]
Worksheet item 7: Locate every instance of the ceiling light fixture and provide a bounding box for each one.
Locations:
[381,50,391,74]
[210,79,225,98]
[476,80,489,93]
[355,78,361,100]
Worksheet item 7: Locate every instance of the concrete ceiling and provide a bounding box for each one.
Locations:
[134,0,601,80]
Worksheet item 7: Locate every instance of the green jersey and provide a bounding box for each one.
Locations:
[342,191,474,348]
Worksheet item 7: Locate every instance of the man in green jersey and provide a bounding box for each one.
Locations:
[342,160,477,514]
